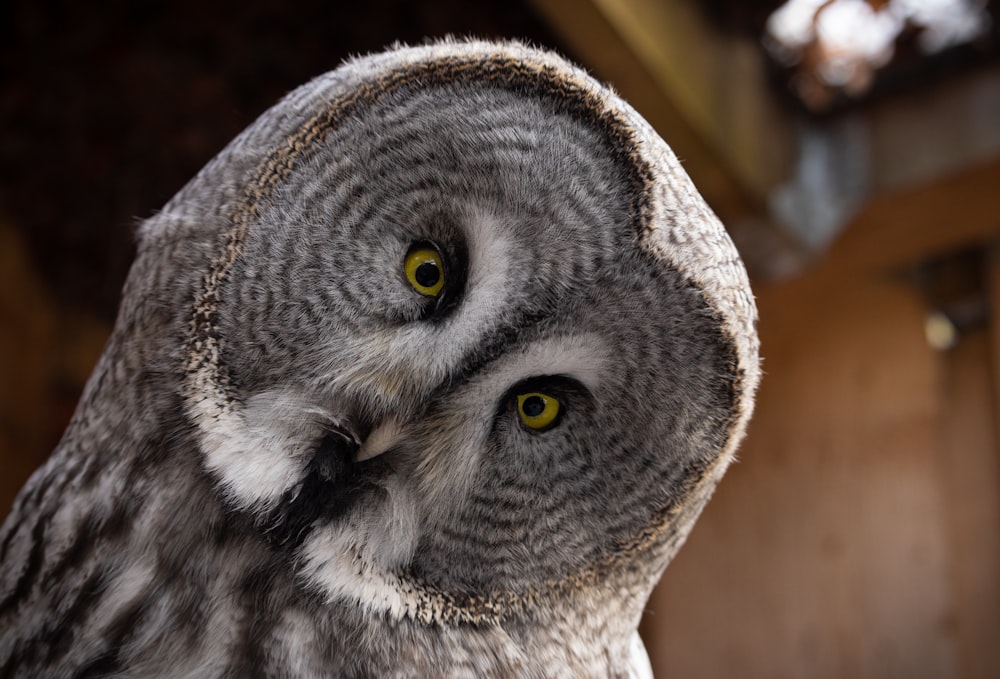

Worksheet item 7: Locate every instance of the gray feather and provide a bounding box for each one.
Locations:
[0,39,759,678]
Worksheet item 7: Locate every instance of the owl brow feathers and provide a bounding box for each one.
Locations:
[184,50,657,510]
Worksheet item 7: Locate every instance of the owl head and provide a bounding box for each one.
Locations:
[132,39,759,632]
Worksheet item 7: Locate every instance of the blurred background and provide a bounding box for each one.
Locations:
[2,0,999,676]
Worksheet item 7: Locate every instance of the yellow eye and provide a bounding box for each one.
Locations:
[517,392,561,431]
[404,246,445,297]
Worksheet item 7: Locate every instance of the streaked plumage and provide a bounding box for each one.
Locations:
[0,40,759,677]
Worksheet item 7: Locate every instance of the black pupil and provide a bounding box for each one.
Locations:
[415,260,440,288]
[522,395,546,417]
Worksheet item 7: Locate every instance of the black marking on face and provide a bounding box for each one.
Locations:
[262,428,387,551]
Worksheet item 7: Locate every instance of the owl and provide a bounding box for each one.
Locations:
[0,40,759,677]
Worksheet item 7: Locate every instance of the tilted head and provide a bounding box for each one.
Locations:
[1,40,759,676]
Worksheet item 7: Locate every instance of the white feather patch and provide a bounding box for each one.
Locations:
[298,475,420,619]
[191,389,337,511]
[487,332,609,393]
[627,631,655,679]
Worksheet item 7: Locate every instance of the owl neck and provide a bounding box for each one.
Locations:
[313,566,651,676]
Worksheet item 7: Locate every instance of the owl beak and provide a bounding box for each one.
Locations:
[354,417,405,462]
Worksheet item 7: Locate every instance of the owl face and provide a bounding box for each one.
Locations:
[180,44,755,624]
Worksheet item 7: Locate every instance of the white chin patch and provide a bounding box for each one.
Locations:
[298,474,420,619]
[188,388,338,512]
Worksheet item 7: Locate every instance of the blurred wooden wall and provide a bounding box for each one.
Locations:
[641,161,1000,678]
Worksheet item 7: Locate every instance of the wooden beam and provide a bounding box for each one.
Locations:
[531,0,794,196]
[868,66,1000,195]
[528,0,766,223]
[820,159,1000,277]
[530,0,1000,282]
